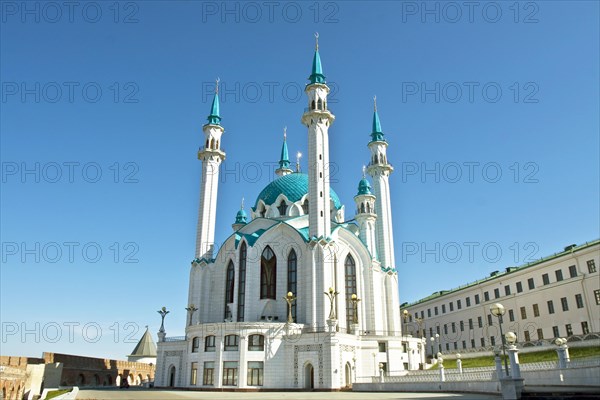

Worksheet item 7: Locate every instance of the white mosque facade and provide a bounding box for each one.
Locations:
[155,40,425,390]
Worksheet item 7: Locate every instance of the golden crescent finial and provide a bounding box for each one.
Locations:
[241,197,244,210]
[215,77,220,94]
[373,95,377,111]
[315,32,319,50]
[362,165,366,178]
[284,126,287,139]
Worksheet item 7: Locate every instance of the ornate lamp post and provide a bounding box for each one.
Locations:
[554,337,570,369]
[490,303,509,377]
[185,304,198,326]
[351,294,361,324]
[505,331,521,378]
[324,287,339,320]
[402,310,410,337]
[157,306,169,342]
[284,291,296,323]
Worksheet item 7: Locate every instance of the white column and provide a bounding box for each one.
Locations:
[238,336,247,387]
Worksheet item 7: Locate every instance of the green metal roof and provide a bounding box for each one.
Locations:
[253,173,342,210]
[206,92,221,125]
[308,49,326,84]
[235,229,266,249]
[235,208,248,224]
[279,136,290,169]
[370,109,385,143]
[402,239,600,308]
[356,178,372,195]
[128,328,157,357]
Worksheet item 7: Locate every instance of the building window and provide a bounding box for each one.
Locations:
[468,319,473,329]
[587,259,596,273]
[569,265,577,278]
[505,285,511,296]
[471,339,476,348]
[434,306,439,316]
[192,337,200,353]
[494,288,500,299]
[247,362,264,386]
[442,304,446,314]
[453,342,458,350]
[449,302,454,312]
[555,269,563,282]
[466,297,471,307]
[462,340,466,349]
[478,316,483,328]
[561,297,569,312]
[582,321,590,334]
[460,321,464,332]
[575,294,584,309]
[475,294,480,304]
[516,281,523,293]
[552,326,560,338]
[225,261,235,319]
[520,307,527,319]
[480,337,485,347]
[190,362,198,385]
[451,322,456,333]
[490,336,496,346]
[224,335,239,351]
[203,362,214,385]
[533,304,540,317]
[443,324,448,335]
[457,299,462,309]
[487,314,493,326]
[205,336,215,352]
[542,273,550,285]
[445,343,450,351]
[547,300,555,314]
[260,246,277,299]
[528,278,535,290]
[287,249,297,322]
[277,200,287,216]
[345,254,357,328]
[248,334,264,351]
[537,328,544,340]
[222,362,238,386]
[427,309,431,318]
[566,324,573,336]
[484,291,490,302]
[508,309,515,322]
[378,342,387,352]
[237,243,247,322]
[524,331,530,342]
[595,289,600,305]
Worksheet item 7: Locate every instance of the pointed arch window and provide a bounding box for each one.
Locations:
[224,261,234,319]
[344,255,357,328]
[260,246,276,299]
[360,203,365,213]
[287,249,297,322]
[277,200,288,216]
[237,243,247,322]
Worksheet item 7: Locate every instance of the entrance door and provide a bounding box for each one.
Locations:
[345,362,352,388]
[304,363,314,390]
[169,366,176,387]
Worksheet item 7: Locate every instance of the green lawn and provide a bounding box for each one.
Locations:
[430,346,600,370]
[45,389,71,400]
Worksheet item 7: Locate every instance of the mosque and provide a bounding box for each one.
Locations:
[154,37,425,390]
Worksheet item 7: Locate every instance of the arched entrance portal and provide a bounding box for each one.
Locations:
[345,362,352,388]
[304,363,314,390]
[168,366,176,387]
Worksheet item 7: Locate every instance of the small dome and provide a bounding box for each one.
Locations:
[235,208,248,224]
[254,173,342,210]
[357,178,372,195]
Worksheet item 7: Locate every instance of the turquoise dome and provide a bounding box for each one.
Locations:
[254,173,342,210]
[235,208,248,224]
[357,178,372,195]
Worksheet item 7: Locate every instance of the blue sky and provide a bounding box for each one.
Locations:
[1,1,598,360]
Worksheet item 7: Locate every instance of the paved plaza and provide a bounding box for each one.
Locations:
[76,388,498,400]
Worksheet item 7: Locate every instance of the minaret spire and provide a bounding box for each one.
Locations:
[195,79,226,259]
[276,127,293,176]
[308,33,326,84]
[371,95,384,142]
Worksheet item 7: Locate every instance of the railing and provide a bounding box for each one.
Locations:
[164,336,186,342]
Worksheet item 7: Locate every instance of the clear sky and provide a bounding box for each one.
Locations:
[1,1,598,360]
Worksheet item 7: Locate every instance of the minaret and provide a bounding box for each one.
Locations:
[195,80,226,259]
[354,168,378,259]
[301,33,335,239]
[366,97,395,270]
[232,198,248,231]
[275,127,293,176]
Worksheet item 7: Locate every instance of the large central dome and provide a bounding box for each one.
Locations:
[254,173,342,210]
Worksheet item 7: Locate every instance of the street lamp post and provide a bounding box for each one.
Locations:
[490,303,509,377]
[429,333,440,358]
[350,294,361,324]
[284,292,296,323]
[185,304,198,326]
